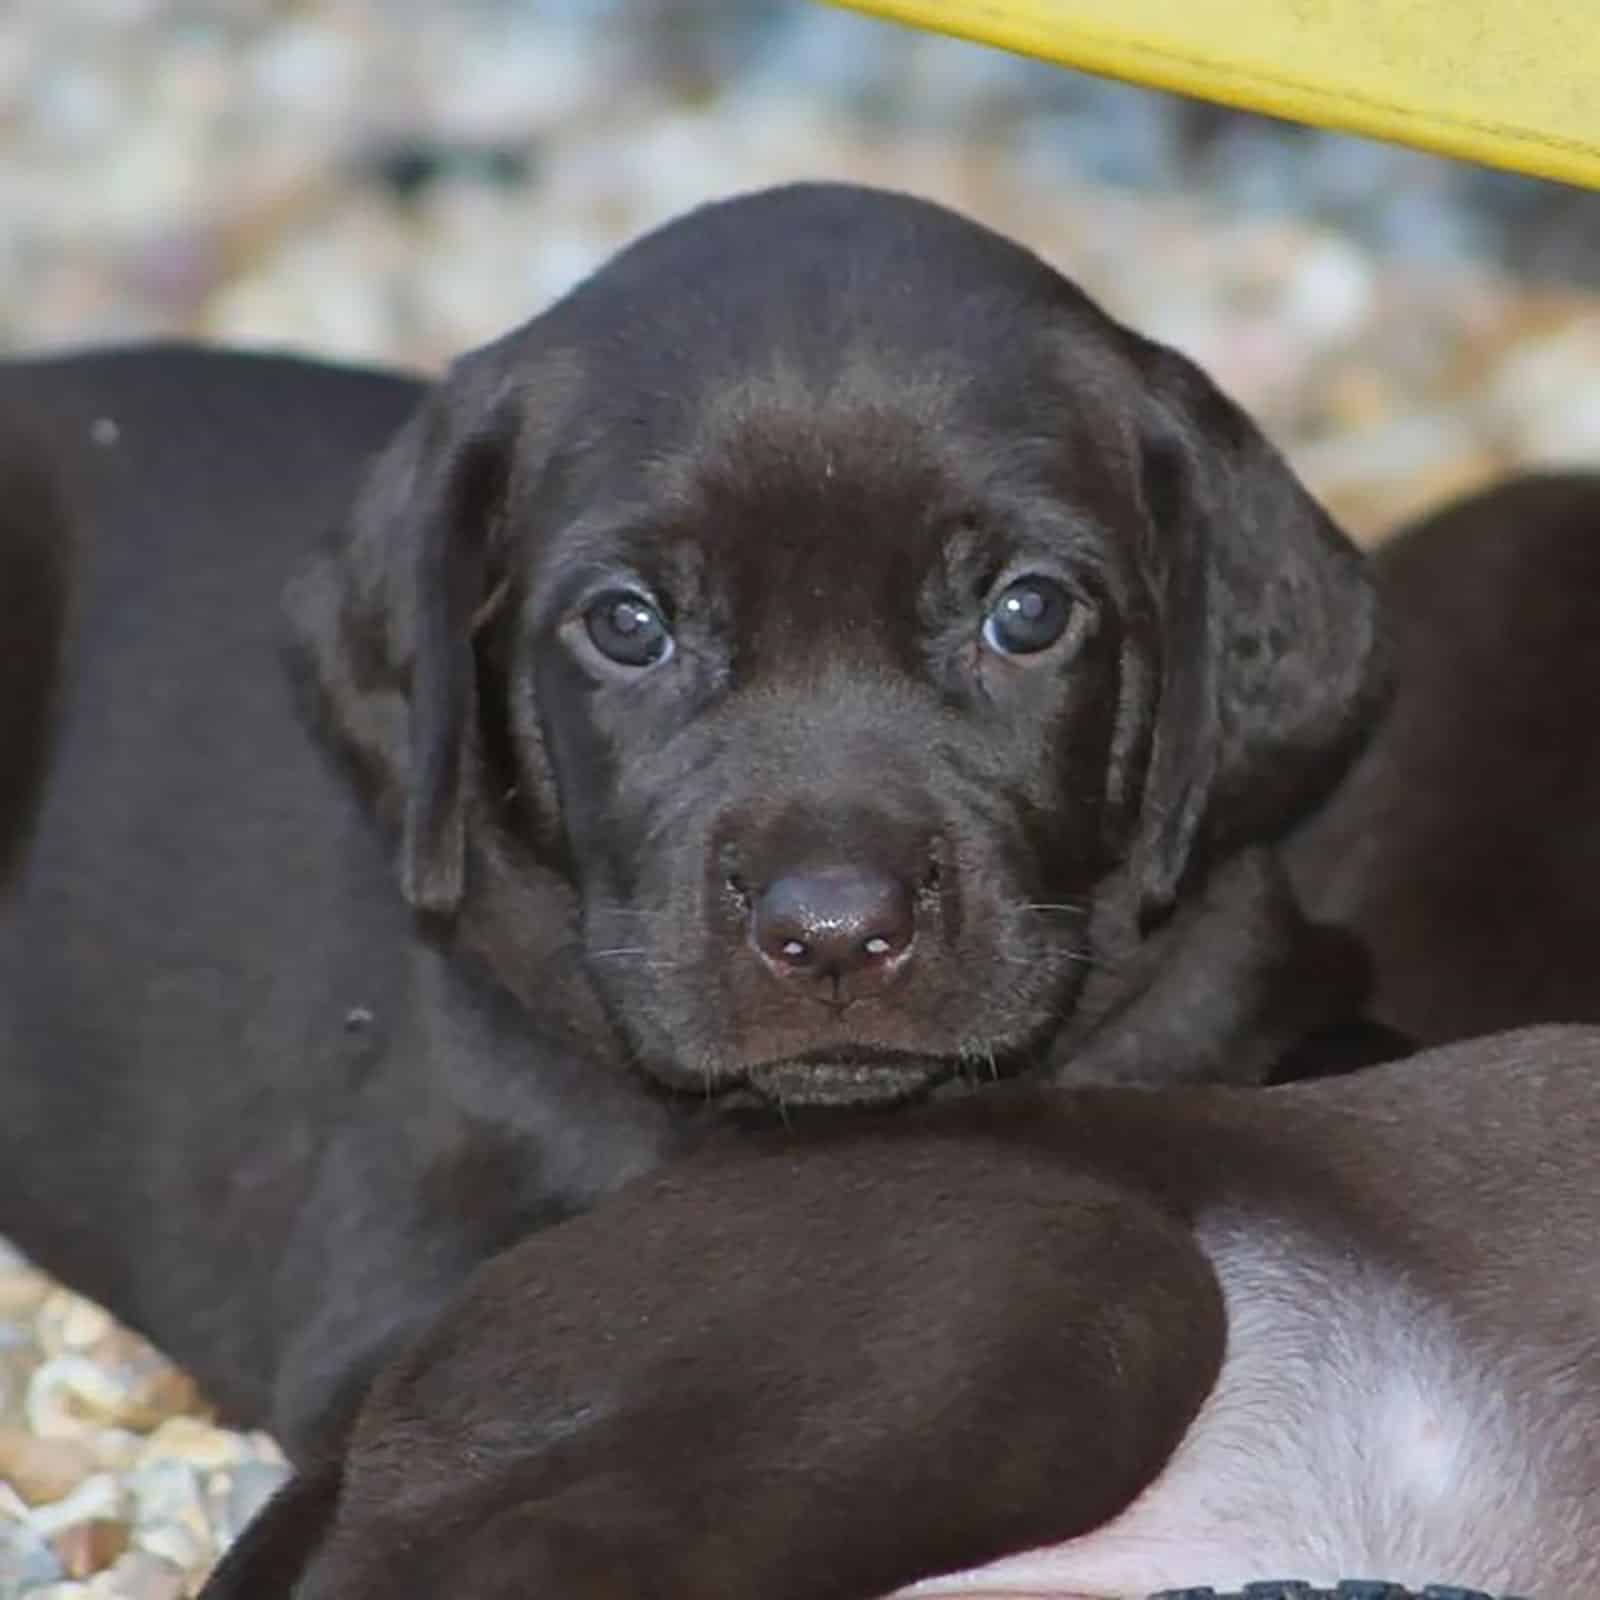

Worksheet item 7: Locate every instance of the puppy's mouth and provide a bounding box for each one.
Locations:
[745,1048,949,1109]
[708,1043,1040,1111]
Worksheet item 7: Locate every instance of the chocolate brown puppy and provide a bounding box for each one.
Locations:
[1,183,1385,1464]
[1290,472,1600,1044]
[204,1027,1600,1600]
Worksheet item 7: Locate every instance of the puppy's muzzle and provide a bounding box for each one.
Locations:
[750,863,916,1002]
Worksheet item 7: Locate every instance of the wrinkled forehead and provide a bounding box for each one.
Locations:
[523,329,1140,647]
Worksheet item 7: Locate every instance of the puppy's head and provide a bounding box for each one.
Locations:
[291,183,1382,1108]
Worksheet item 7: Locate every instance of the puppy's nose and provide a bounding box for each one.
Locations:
[752,866,915,987]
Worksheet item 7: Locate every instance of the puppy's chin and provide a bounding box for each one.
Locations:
[639,1048,952,1110]
[652,1045,1037,1111]
[745,1051,949,1109]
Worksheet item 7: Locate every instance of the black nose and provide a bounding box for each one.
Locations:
[752,866,916,986]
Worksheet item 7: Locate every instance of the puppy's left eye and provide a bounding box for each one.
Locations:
[583,591,674,669]
[982,576,1075,657]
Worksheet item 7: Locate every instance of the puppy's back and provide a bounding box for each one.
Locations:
[1288,473,1600,1043]
[0,346,425,1407]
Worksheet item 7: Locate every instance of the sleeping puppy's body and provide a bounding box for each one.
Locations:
[0,350,679,1458]
[1,184,1385,1459]
[1289,472,1600,1044]
[204,1026,1600,1600]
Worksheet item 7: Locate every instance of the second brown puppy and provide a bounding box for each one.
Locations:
[1290,471,1600,1043]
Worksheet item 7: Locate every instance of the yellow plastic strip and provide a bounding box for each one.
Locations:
[829,0,1600,190]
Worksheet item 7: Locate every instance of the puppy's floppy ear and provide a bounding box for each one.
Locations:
[1129,344,1387,928]
[285,349,519,916]
[195,1464,342,1599]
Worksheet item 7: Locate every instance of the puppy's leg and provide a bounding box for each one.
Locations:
[219,1123,1224,1600]
[265,942,689,1464]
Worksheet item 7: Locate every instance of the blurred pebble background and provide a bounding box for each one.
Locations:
[2,3,1599,1594]
[5,0,1600,538]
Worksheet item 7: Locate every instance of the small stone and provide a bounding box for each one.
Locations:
[26,1350,204,1438]
[1318,363,1398,432]
[0,1263,54,1318]
[0,1526,69,1590]
[1281,232,1377,348]
[0,1336,43,1427]
[129,1366,207,1429]
[134,1517,213,1573]
[50,1515,132,1579]
[26,1357,135,1437]
[88,1429,145,1474]
[1481,314,1600,464]
[27,1472,125,1538]
[0,1424,98,1504]
[136,1416,247,1472]
[217,1459,292,1544]
[128,1460,213,1551]
[240,1431,288,1469]
[94,1550,189,1600]
[1,1478,68,1587]
[36,1292,115,1358]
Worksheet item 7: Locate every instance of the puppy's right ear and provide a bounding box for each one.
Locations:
[284,349,522,917]
[197,1464,342,1599]
[1123,343,1387,929]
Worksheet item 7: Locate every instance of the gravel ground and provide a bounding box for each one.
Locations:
[3,3,1599,1594]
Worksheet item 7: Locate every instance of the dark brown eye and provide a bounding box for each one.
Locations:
[982,576,1073,656]
[583,591,673,669]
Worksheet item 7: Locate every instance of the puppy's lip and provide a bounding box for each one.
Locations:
[642,1046,1040,1111]
[745,1051,950,1109]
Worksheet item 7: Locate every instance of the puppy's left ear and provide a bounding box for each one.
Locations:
[285,348,520,916]
[1129,343,1388,927]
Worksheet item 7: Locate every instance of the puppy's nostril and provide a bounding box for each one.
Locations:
[751,866,916,985]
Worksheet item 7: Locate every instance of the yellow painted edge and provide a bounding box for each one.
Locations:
[830,0,1600,190]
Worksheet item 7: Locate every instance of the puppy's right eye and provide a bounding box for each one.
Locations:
[982,575,1075,657]
[582,591,674,669]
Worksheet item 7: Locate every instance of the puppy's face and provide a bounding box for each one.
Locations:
[514,360,1138,1107]
[295,183,1382,1109]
